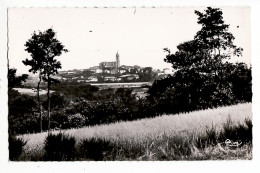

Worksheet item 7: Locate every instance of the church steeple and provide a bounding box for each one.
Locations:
[116,51,120,69]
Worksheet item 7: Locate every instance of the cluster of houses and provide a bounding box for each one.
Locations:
[60,68,173,83]
[103,74,140,82]
[60,71,141,83]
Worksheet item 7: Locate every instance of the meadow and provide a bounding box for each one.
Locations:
[17,103,252,161]
[13,88,54,96]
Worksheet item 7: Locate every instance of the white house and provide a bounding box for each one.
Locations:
[95,68,103,73]
[104,76,117,82]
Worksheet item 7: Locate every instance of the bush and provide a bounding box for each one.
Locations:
[68,113,86,128]
[44,132,76,161]
[78,138,113,161]
[50,110,69,129]
[9,136,27,160]
[9,113,39,134]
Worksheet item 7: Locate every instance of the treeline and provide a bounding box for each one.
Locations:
[147,62,252,114]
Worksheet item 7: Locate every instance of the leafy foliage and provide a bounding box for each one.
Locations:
[68,113,86,128]
[23,28,68,77]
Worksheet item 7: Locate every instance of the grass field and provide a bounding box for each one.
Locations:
[13,88,54,96]
[18,103,252,161]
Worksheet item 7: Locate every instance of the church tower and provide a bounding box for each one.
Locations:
[116,51,120,69]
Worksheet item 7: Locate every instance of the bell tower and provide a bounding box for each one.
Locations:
[116,51,120,69]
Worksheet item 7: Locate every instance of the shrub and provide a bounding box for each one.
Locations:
[9,136,27,160]
[50,110,69,129]
[44,132,76,161]
[78,138,113,161]
[9,113,39,134]
[68,113,86,128]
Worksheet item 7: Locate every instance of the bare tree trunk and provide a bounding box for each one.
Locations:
[37,71,42,132]
[47,75,51,133]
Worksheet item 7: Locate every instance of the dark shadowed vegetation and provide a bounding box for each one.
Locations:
[9,136,27,161]
[44,132,76,161]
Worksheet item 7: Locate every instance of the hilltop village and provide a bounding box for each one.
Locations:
[56,52,174,83]
[23,52,174,87]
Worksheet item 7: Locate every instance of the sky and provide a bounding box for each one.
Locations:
[8,7,251,74]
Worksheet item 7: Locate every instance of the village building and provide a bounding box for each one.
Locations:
[89,66,99,72]
[99,52,120,72]
[77,80,85,83]
[95,69,103,73]
[119,74,139,81]
[118,68,127,74]
[111,69,118,74]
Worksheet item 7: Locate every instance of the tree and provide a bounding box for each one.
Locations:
[165,7,243,72]
[23,34,46,132]
[8,68,28,91]
[150,7,250,111]
[24,28,68,132]
[224,62,252,102]
[164,7,246,108]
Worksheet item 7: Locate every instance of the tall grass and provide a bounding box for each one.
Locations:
[18,103,252,160]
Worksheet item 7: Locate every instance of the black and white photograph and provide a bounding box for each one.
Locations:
[5,6,253,161]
